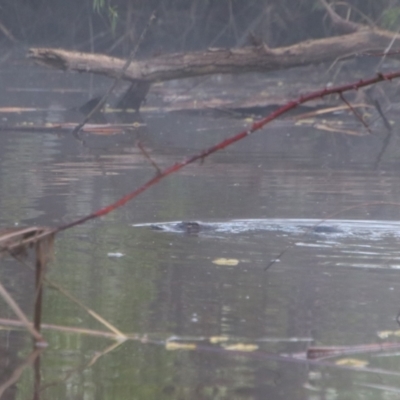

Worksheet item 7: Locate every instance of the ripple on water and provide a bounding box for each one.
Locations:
[133,218,400,270]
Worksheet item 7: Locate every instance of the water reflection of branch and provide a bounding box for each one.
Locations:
[0,318,129,341]
[2,318,400,381]
[33,355,41,400]
[0,349,43,399]
[0,279,45,344]
[72,11,156,138]
[42,275,126,339]
[11,253,126,340]
[39,341,125,394]
[86,340,125,367]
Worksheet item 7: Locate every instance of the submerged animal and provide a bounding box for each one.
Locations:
[150,221,343,236]
[309,225,342,234]
[151,221,208,234]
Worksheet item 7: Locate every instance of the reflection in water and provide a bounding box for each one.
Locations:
[3,62,400,399]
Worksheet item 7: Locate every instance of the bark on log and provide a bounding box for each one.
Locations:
[28,29,400,85]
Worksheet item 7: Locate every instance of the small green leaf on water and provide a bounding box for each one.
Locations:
[335,358,368,368]
[212,258,239,266]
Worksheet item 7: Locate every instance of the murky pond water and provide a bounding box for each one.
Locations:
[2,51,400,399]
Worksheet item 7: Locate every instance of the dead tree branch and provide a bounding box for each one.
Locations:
[28,27,400,84]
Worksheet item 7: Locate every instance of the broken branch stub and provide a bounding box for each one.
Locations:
[0,226,55,268]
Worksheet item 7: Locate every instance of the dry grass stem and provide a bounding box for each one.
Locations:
[0,281,45,344]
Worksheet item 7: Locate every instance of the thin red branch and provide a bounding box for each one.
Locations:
[56,70,400,233]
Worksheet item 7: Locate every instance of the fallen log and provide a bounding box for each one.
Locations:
[27,0,400,111]
[28,29,400,85]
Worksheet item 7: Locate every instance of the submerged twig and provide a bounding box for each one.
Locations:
[338,92,372,134]
[373,99,392,133]
[374,127,393,170]
[0,19,18,43]
[33,234,54,333]
[306,342,400,360]
[137,140,162,174]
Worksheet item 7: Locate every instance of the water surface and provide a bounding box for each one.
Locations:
[1,53,400,399]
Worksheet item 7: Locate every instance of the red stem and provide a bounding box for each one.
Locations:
[57,70,400,233]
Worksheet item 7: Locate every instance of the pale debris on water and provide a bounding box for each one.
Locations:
[107,252,125,258]
[212,258,239,266]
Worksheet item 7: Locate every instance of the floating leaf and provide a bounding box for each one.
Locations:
[209,336,229,344]
[335,358,368,368]
[377,330,400,339]
[165,342,197,351]
[223,343,258,352]
[212,258,239,266]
